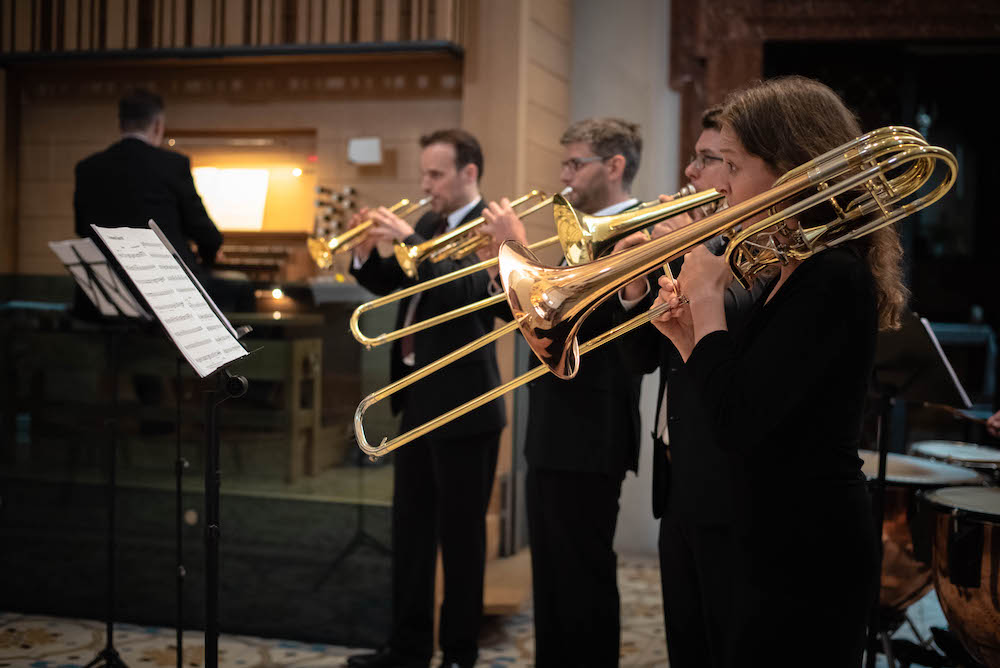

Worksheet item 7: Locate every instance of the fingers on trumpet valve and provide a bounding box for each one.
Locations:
[482,197,529,247]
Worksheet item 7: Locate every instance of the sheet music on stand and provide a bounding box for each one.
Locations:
[49,238,150,320]
[91,222,249,378]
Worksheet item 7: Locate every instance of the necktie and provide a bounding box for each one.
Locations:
[400,215,449,363]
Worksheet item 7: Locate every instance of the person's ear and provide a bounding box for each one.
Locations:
[151,114,166,146]
[606,154,626,183]
[460,162,478,185]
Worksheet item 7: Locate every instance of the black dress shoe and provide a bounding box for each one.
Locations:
[346,647,427,668]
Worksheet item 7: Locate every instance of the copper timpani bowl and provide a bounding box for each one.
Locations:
[859,450,984,613]
[922,486,1000,668]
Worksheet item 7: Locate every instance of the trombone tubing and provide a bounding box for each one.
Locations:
[354,297,683,459]
[355,145,924,454]
[726,143,956,286]
[352,191,568,348]
[351,190,717,348]
[496,136,956,381]
[350,234,561,348]
[355,130,957,458]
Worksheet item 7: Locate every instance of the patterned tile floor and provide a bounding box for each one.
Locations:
[0,556,949,668]
[0,557,668,668]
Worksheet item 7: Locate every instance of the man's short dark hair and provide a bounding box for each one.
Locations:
[119,89,164,132]
[560,118,642,189]
[701,105,723,131]
[419,129,484,182]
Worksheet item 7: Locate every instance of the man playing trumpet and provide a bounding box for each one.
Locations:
[347,129,504,668]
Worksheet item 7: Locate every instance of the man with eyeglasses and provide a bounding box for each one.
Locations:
[616,105,765,666]
[478,117,647,667]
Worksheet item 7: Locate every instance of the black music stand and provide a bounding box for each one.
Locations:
[50,238,153,668]
[864,309,972,668]
[173,355,188,668]
[89,223,253,668]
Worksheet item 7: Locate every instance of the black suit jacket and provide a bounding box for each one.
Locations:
[487,201,646,478]
[622,264,762,522]
[351,202,506,441]
[522,295,645,477]
[74,137,223,281]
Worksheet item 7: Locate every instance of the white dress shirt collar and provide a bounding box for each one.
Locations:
[445,196,482,231]
[593,197,639,217]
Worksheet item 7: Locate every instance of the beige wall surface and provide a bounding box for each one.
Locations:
[463,0,570,257]
[461,0,573,557]
[571,0,679,558]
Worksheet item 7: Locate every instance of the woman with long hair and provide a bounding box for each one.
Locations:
[652,76,906,667]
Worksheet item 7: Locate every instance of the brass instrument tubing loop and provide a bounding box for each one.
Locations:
[351,188,722,347]
[349,234,560,348]
[354,297,686,459]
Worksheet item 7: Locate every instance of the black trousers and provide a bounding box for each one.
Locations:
[389,429,501,666]
[658,513,737,668]
[659,484,877,668]
[526,467,624,668]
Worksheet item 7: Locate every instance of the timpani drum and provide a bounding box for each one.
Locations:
[910,440,1000,484]
[859,450,984,612]
[922,486,1000,667]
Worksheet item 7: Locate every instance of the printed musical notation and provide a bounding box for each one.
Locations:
[92,224,248,378]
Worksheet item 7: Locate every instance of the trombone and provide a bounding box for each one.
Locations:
[392,189,556,279]
[354,126,957,458]
[307,196,431,269]
[351,186,724,349]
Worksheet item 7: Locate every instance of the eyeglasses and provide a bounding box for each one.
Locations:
[560,155,607,173]
[688,153,724,170]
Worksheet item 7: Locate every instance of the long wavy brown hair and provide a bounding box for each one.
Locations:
[720,75,909,330]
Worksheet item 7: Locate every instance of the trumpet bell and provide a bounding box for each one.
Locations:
[393,242,422,280]
[555,189,726,265]
[308,225,369,269]
[307,236,335,269]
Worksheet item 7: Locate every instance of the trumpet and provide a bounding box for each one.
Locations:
[354,126,957,458]
[392,189,555,279]
[350,187,724,349]
[307,196,431,269]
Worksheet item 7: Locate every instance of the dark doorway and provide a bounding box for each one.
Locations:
[765,41,1000,406]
